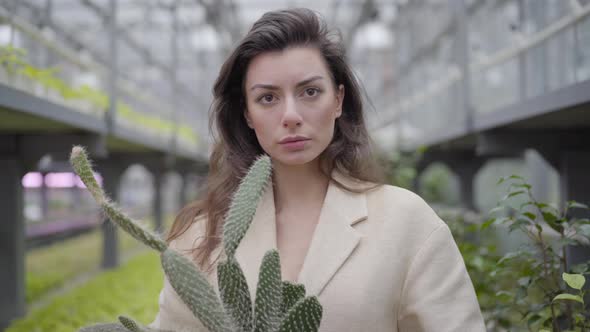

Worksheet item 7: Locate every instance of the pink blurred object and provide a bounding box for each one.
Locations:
[22,172,103,188]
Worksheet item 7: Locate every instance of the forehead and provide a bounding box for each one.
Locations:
[245,46,331,87]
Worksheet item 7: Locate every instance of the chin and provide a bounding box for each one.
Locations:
[271,151,320,167]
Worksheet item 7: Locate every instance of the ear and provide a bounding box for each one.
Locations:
[335,84,345,119]
[244,109,254,129]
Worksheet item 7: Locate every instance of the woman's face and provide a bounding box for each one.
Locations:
[244,46,344,168]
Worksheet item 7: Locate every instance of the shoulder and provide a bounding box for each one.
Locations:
[366,184,446,238]
[167,214,208,259]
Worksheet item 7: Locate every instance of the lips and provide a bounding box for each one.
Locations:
[279,136,310,144]
[280,139,307,144]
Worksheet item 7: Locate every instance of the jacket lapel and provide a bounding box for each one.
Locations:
[233,169,369,299]
[297,170,368,296]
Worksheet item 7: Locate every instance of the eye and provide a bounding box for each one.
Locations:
[303,87,320,97]
[258,94,276,104]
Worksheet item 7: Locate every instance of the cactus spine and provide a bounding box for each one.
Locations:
[72,146,322,332]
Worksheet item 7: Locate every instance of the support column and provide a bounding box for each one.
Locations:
[417,149,487,212]
[0,157,26,330]
[451,0,474,132]
[560,151,590,269]
[450,160,485,212]
[153,171,165,234]
[98,164,125,269]
[179,172,188,209]
[40,171,49,219]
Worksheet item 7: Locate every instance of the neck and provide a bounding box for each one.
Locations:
[272,158,330,215]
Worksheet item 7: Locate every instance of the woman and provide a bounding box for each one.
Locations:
[149,8,486,332]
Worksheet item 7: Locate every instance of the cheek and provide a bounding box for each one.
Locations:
[313,100,338,129]
[248,109,279,147]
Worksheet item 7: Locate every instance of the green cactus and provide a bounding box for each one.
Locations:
[222,155,272,259]
[277,297,322,332]
[70,147,167,253]
[118,316,142,331]
[161,248,233,332]
[79,323,132,332]
[279,282,306,318]
[71,146,323,332]
[118,316,174,332]
[218,258,253,332]
[253,250,282,332]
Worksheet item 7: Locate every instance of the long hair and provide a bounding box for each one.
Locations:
[166,8,386,272]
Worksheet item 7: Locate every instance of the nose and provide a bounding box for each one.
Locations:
[282,97,302,128]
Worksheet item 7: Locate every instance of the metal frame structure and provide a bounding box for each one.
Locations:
[0,0,384,328]
[3,0,589,328]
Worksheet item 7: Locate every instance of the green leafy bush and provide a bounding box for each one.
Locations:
[482,175,590,331]
[436,207,502,328]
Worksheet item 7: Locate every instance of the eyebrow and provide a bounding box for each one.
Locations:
[249,75,324,91]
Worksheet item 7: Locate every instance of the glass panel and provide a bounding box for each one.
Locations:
[525,44,547,99]
[576,14,590,81]
[473,58,519,114]
[546,26,576,92]
[523,0,571,35]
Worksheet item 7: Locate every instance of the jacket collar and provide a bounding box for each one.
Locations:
[234,168,369,298]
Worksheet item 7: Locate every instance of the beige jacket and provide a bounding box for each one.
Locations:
[149,170,486,332]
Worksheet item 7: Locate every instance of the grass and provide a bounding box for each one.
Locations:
[25,216,171,304]
[7,251,163,332]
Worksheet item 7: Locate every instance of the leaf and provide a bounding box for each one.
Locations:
[552,293,584,304]
[572,218,590,225]
[495,290,513,302]
[513,183,532,190]
[509,218,532,233]
[567,201,589,210]
[509,175,524,180]
[556,237,577,248]
[562,273,586,290]
[542,212,558,223]
[481,218,496,230]
[503,190,525,201]
[489,205,505,216]
[542,210,565,233]
[498,252,520,265]
[523,212,537,221]
[577,224,590,238]
[572,263,589,274]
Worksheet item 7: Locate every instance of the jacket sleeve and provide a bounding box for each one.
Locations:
[148,274,208,332]
[397,223,486,332]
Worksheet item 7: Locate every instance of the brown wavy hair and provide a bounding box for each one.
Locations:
[166,8,386,272]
